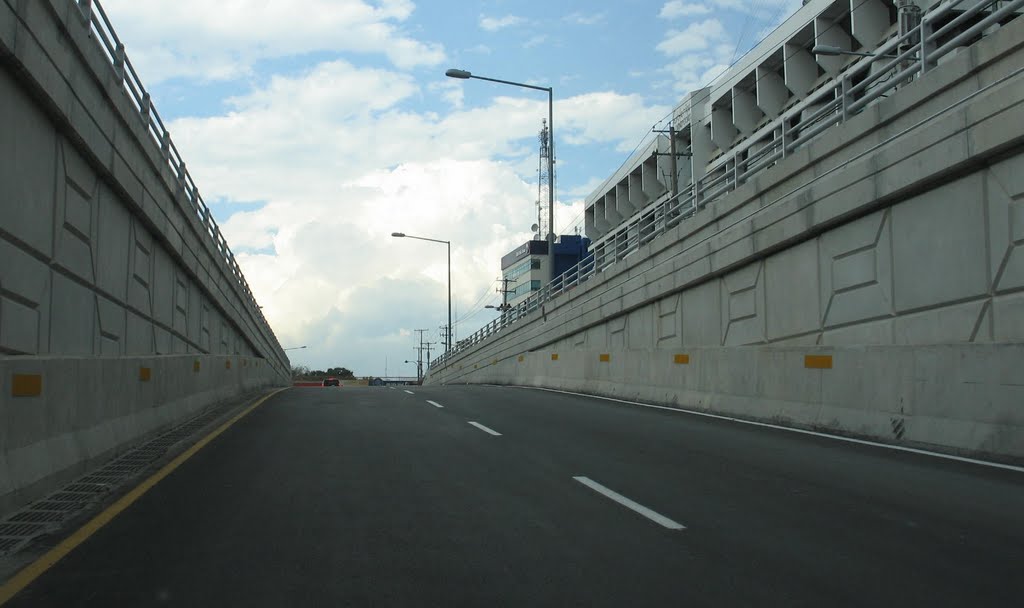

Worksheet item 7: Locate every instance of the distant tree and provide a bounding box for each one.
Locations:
[291,365,310,379]
[326,367,356,379]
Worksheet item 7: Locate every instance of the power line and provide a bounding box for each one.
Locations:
[562,0,892,235]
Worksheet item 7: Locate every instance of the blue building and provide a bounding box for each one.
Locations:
[500,235,591,307]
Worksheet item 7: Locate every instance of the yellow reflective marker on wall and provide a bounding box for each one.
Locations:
[805,355,833,369]
[551,353,559,361]
[518,355,524,362]
[674,354,690,364]
[11,374,42,397]
[139,367,152,382]
[599,354,610,362]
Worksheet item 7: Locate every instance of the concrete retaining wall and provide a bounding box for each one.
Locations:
[0,354,279,513]
[0,1,289,509]
[427,16,1024,462]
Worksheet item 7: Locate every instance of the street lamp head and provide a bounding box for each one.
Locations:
[445,68,472,79]
[391,232,406,238]
[812,44,844,56]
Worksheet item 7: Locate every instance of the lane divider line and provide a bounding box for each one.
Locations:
[0,387,290,605]
[404,390,415,395]
[573,476,686,531]
[517,386,1024,475]
[426,400,444,408]
[468,421,502,436]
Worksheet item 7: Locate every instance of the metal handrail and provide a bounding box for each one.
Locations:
[430,0,1022,371]
[71,0,285,367]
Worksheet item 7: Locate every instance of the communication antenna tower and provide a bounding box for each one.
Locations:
[536,119,554,241]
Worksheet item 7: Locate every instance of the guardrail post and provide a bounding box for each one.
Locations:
[919,19,937,75]
[177,161,188,194]
[113,42,125,83]
[780,118,788,159]
[840,76,849,123]
[140,91,151,123]
[78,0,93,24]
[161,130,171,159]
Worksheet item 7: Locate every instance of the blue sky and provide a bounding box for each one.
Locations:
[99,0,801,375]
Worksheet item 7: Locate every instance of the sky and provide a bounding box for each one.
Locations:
[99,0,802,377]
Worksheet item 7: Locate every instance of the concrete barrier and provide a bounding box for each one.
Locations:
[0,1,290,512]
[451,345,1024,462]
[0,355,280,512]
[427,15,1024,464]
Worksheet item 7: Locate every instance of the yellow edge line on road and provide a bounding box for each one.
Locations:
[0,387,290,605]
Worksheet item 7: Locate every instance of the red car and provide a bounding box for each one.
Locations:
[322,377,342,387]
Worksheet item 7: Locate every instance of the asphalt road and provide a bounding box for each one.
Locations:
[5,385,1023,607]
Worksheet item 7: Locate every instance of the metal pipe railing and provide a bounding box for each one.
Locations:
[431,0,1019,370]
[72,0,286,363]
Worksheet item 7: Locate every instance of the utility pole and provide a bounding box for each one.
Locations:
[497,276,514,325]
[652,125,691,198]
[498,276,514,309]
[414,329,428,383]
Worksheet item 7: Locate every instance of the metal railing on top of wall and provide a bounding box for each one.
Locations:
[70,0,285,366]
[431,0,1023,371]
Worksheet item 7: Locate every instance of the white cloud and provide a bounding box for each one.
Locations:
[565,11,606,25]
[163,60,667,372]
[652,0,802,96]
[659,2,712,19]
[655,17,740,95]
[523,35,548,49]
[656,19,728,56]
[479,14,525,31]
[99,0,445,82]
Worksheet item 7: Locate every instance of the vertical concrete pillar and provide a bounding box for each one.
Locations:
[604,191,622,230]
[585,205,602,239]
[732,87,763,135]
[784,43,818,96]
[711,104,738,151]
[642,155,668,202]
[851,0,891,47]
[756,66,789,119]
[814,16,853,75]
[628,169,649,211]
[615,182,634,219]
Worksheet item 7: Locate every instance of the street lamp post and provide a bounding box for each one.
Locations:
[392,232,452,356]
[404,360,421,383]
[446,68,557,282]
[283,345,307,351]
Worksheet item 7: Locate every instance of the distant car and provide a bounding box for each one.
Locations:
[322,377,342,387]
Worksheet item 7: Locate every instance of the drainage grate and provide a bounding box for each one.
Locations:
[0,523,44,537]
[32,500,85,512]
[49,491,97,502]
[102,464,141,473]
[9,511,64,524]
[79,473,124,484]
[64,483,109,494]
[0,397,245,558]
[0,537,22,553]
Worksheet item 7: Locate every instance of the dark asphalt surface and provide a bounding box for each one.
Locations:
[5,385,1023,607]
